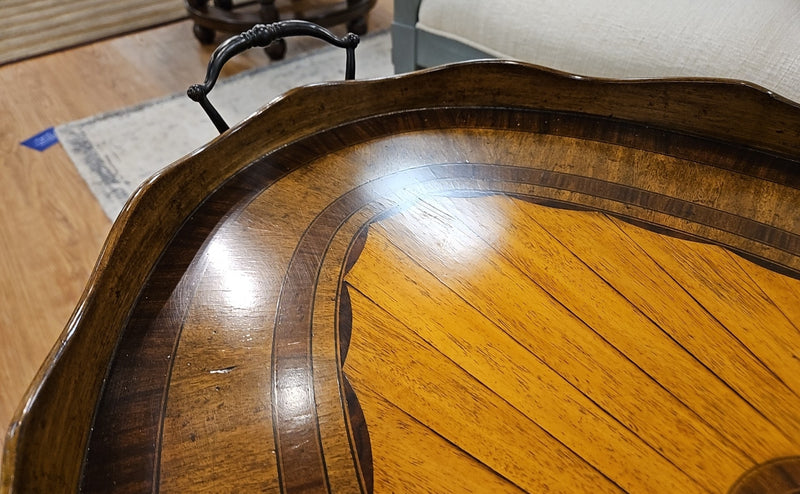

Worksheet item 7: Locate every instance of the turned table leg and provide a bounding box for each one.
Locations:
[185,0,376,59]
[346,0,368,35]
[259,0,287,60]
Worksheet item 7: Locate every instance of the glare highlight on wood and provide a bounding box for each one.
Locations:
[344,194,800,493]
[0,0,392,465]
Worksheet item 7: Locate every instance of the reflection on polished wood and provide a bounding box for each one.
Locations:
[343,195,800,492]
[0,1,392,462]
[3,59,800,492]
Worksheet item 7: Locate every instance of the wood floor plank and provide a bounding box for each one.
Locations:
[0,0,186,64]
[344,227,702,492]
[344,288,622,494]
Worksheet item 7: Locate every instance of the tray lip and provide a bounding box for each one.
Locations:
[5,59,800,492]
[267,58,800,160]
[427,59,800,107]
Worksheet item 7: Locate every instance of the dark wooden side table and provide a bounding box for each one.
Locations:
[185,0,376,59]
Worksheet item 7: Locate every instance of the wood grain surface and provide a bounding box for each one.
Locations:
[0,5,392,468]
[343,194,800,492]
[3,44,800,493]
[0,2,392,489]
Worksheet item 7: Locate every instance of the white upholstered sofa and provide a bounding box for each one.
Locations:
[391,0,800,104]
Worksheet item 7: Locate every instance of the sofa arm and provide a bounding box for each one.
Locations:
[391,0,422,72]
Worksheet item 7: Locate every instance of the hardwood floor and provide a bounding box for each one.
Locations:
[0,0,186,65]
[0,0,392,454]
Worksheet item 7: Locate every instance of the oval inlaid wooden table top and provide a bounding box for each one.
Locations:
[3,61,800,493]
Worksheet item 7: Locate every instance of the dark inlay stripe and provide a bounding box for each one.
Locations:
[337,276,355,369]
[514,192,800,280]
[272,167,436,493]
[275,164,800,489]
[432,164,800,258]
[342,373,373,494]
[337,234,373,493]
[80,164,288,493]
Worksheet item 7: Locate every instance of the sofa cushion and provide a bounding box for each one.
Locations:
[417,0,800,103]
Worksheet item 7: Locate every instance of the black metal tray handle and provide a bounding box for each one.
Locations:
[188,20,360,133]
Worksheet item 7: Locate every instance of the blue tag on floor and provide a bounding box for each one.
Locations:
[21,127,58,151]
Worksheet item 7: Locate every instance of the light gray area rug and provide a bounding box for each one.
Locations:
[56,32,393,220]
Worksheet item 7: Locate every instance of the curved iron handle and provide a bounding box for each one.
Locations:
[188,20,360,133]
